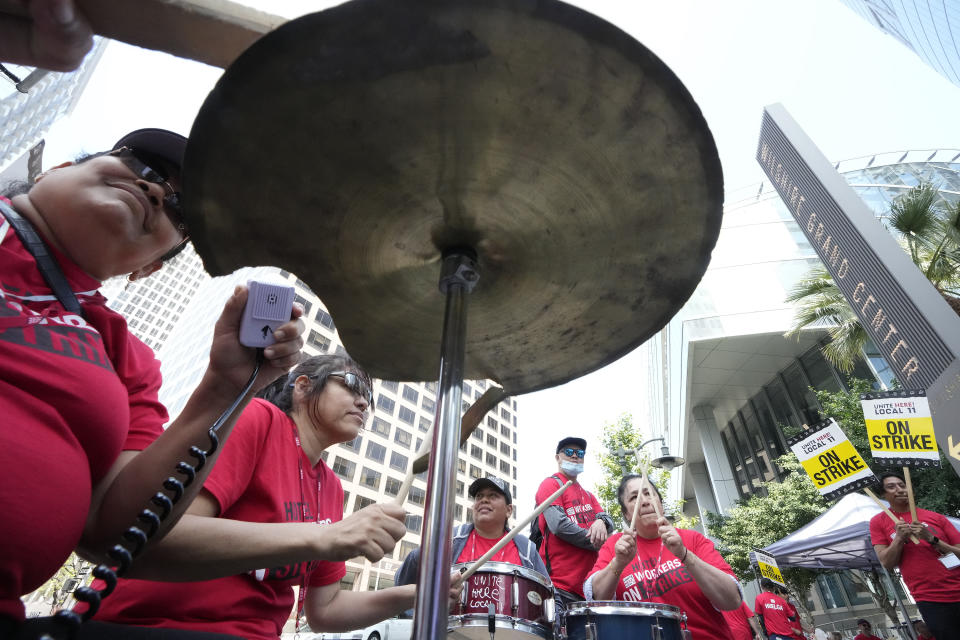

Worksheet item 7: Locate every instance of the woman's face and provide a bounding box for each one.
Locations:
[622,477,662,531]
[24,154,185,279]
[302,372,370,444]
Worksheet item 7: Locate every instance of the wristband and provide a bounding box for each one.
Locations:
[679,547,688,563]
[930,536,940,547]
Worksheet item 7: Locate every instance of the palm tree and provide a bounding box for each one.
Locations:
[786,182,960,373]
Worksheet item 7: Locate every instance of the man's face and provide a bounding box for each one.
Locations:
[881,476,908,506]
[556,445,586,469]
[472,488,512,529]
[859,622,872,634]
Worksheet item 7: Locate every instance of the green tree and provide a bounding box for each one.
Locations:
[786,182,960,373]
[593,414,684,527]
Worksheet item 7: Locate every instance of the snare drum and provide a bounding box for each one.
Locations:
[448,562,555,639]
[564,601,687,640]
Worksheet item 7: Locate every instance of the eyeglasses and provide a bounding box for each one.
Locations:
[108,147,187,237]
[328,371,373,404]
[562,447,585,458]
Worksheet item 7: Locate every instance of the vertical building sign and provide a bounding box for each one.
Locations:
[756,103,960,478]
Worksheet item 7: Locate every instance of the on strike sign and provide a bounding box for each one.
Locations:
[754,550,785,586]
[860,390,939,467]
[788,418,877,500]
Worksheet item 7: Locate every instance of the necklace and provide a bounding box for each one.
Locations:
[469,529,510,563]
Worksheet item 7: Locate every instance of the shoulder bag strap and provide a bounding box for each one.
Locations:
[0,200,84,317]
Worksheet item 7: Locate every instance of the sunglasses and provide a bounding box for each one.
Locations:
[108,147,187,237]
[562,447,585,458]
[328,371,373,404]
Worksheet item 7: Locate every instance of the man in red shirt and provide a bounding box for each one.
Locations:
[870,472,960,640]
[534,437,614,605]
[853,618,882,640]
[722,599,764,640]
[755,580,802,640]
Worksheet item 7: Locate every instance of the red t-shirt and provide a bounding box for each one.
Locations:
[456,530,521,565]
[785,602,804,639]
[0,212,166,622]
[722,600,755,640]
[536,473,603,596]
[754,592,796,636]
[94,400,346,639]
[853,634,882,640]
[869,507,960,603]
[585,529,736,640]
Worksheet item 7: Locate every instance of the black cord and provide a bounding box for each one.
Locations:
[52,350,266,635]
[0,63,22,85]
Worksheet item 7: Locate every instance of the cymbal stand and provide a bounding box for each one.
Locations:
[412,250,480,640]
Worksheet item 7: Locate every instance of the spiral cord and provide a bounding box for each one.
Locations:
[46,351,264,639]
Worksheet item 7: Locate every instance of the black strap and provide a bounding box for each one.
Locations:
[541,473,566,575]
[0,200,84,318]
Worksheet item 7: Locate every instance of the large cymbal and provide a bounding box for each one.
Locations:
[184,0,723,395]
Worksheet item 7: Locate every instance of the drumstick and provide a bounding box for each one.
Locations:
[460,480,572,581]
[394,386,507,505]
[864,488,919,544]
[903,466,919,524]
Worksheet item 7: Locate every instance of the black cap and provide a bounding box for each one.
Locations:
[857,619,870,626]
[556,437,587,454]
[468,476,512,505]
[113,128,187,175]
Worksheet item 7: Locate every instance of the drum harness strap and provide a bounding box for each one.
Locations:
[540,473,566,576]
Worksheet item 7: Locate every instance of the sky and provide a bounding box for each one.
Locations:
[18,0,960,507]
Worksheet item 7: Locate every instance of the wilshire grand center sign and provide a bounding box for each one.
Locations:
[756,104,960,477]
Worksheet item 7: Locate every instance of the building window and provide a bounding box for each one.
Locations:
[469,465,482,479]
[370,417,391,437]
[472,428,483,441]
[425,381,437,393]
[471,445,482,460]
[409,486,426,506]
[354,495,375,511]
[416,438,424,450]
[486,434,497,447]
[380,379,399,392]
[341,434,362,451]
[306,329,330,352]
[394,428,412,449]
[293,294,312,316]
[390,451,408,471]
[398,406,415,425]
[500,442,510,455]
[315,308,335,330]
[422,397,435,414]
[343,492,350,511]
[485,453,496,467]
[458,459,466,473]
[360,467,381,490]
[385,477,402,496]
[405,514,422,533]
[418,417,431,433]
[377,395,396,415]
[399,540,418,560]
[487,416,497,429]
[366,441,386,464]
[500,407,510,420]
[402,385,419,403]
[332,457,356,482]
[500,460,510,473]
[500,424,510,437]
[457,480,464,496]
[455,503,463,520]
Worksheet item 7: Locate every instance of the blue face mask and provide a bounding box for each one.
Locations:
[561,460,584,475]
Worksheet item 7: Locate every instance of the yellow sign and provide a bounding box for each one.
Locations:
[861,391,939,467]
[755,551,785,587]
[788,418,877,500]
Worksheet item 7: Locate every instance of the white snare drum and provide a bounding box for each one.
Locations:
[448,562,555,639]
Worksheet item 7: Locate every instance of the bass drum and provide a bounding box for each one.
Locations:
[564,601,688,640]
[448,562,554,639]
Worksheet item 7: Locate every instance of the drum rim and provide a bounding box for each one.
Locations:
[565,600,684,619]
[451,561,553,589]
[449,613,552,637]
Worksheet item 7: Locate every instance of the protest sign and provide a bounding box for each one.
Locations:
[754,550,785,587]
[788,418,876,500]
[860,390,939,467]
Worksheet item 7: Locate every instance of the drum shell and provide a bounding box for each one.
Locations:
[451,562,553,626]
[564,601,686,640]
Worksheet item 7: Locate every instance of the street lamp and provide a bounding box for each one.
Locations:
[613,437,685,473]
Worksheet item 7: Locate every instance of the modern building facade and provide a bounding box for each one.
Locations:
[643,148,959,632]
[107,261,519,624]
[0,39,107,174]
[840,0,960,87]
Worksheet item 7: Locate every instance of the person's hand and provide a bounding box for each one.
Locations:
[893,520,913,541]
[0,0,93,71]
[915,522,935,543]
[588,518,608,549]
[206,285,305,397]
[657,516,685,560]
[313,504,407,562]
[613,529,636,570]
[448,571,464,609]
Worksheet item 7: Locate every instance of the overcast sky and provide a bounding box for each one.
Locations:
[27,0,960,504]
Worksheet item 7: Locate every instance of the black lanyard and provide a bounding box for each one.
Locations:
[0,200,84,318]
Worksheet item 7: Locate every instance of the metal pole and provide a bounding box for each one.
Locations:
[412,252,479,640]
[880,566,917,640]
